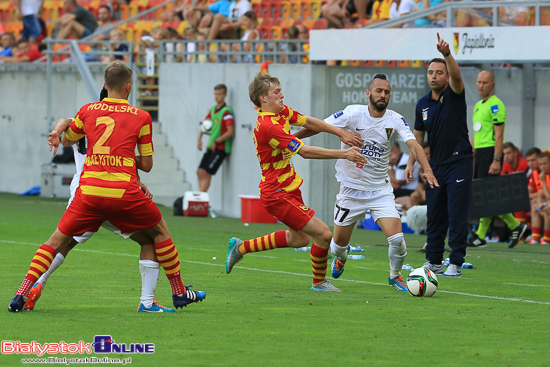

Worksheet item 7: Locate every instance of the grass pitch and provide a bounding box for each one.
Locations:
[1,193,550,367]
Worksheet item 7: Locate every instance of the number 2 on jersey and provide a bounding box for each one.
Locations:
[93,116,115,154]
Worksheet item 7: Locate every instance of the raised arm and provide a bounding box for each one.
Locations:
[437,32,463,94]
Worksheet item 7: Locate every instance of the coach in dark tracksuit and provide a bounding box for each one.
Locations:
[410,33,473,277]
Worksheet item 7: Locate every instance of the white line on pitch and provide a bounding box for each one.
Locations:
[4,240,550,305]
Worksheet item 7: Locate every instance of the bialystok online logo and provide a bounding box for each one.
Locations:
[1,335,154,356]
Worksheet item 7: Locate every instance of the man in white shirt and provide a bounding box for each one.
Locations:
[296,74,438,291]
[389,0,418,28]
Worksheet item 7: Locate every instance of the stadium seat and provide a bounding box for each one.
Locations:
[300,0,313,20]
[290,0,302,19]
[119,4,130,20]
[411,60,423,68]
[281,1,291,19]
[259,18,273,40]
[271,0,283,19]
[251,0,262,19]
[177,20,190,36]
[310,0,322,19]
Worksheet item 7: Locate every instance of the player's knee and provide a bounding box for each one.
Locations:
[388,232,406,253]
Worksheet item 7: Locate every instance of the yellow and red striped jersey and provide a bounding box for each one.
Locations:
[65,98,153,199]
[253,105,307,197]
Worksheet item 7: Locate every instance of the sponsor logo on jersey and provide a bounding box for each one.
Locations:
[333,110,344,118]
[385,128,393,140]
[299,205,309,211]
[491,105,499,113]
[360,141,384,159]
[287,139,300,152]
[422,109,428,121]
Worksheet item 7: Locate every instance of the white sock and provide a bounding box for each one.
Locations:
[37,253,65,288]
[388,233,407,277]
[139,260,160,308]
[330,238,349,259]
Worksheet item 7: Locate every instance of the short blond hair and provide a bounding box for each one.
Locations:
[104,61,132,91]
[249,72,280,108]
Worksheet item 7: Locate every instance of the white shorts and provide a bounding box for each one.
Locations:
[333,184,400,227]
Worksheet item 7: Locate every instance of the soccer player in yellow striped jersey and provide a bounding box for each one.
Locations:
[226,72,366,292]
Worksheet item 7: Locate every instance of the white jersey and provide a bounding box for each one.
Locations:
[229,0,252,23]
[324,105,415,191]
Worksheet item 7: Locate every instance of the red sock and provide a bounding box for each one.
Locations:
[17,244,56,297]
[310,244,328,285]
[154,239,185,295]
[543,230,550,244]
[239,230,288,255]
[532,227,541,243]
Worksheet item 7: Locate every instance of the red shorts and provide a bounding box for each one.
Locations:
[58,189,162,236]
[261,189,315,231]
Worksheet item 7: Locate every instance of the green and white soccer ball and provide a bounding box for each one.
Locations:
[407,268,438,297]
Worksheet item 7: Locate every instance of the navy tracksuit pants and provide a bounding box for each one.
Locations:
[425,157,473,266]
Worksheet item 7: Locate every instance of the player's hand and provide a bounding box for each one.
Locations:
[339,129,363,147]
[138,181,153,199]
[48,131,61,155]
[344,146,367,164]
[436,32,450,56]
[404,164,414,183]
[210,141,217,151]
[488,160,501,175]
[422,169,439,188]
[197,140,202,151]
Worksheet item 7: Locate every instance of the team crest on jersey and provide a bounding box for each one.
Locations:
[385,128,393,140]
[287,139,300,152]
[422,109,428,121]
[299,205,309,211]
[491,105,499,113]
[333,110,344,118]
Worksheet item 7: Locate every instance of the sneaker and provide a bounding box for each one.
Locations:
[508,222,527,248]
[172,286,206,309]
[529,239,540,245]
[330,246,349,279]
[209,206,218,219]
[388,276,408,291]
[467,232,487,248]
[24,283,43,311]
[311,279,341,292]
[541,238,550,246]
[422,261,444,275]
[442,263,462,277]
[226,237,243,274]
[137,299,176,313]
[8,295,27,313]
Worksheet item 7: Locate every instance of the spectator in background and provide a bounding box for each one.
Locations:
[207,0,252,40]
[196,84,235,195]
[183,25,205,63]
[500,142,529,224]
[0,38,44,62]
[389,0,418,27]
[284,24,310,64]
[321,0,351,29]
[222,10,258,63]
[527,148,548,244]
[100,28,128,63]
[90,5,115,41]
[414,0,447,28]
[17,0,44,44]
[165,27,184,63]
[187,0,233,30]
[405,142,431,210]
[160,0,189,22]
[56,0,98,40]
[371,0,393,22]
[0,33,17,57]
[535,152,550,245]
[349,0,373,23]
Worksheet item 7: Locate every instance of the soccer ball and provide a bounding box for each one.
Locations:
[406,268,438,297]
[200,119,213,134]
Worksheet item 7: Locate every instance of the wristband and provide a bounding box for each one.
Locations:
[214,139,219,145]
[493,156,501,161]
[227,23,232,29]
[442,52,450,57]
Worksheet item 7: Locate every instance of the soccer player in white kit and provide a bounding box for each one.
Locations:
[297,74,438,290]
[25,89,174,313]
